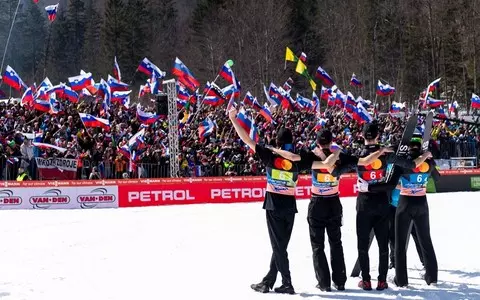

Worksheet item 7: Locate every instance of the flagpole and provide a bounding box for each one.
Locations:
[0,0,21,76]
[43,23,53,79]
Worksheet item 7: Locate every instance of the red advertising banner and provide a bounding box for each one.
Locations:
[117,175,359,208]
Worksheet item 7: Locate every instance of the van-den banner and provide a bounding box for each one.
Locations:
[35,157,78,180]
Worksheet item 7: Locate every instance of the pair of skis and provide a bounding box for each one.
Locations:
[350,112,433,278]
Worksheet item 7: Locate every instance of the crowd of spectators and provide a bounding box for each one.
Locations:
[0,96,478,180]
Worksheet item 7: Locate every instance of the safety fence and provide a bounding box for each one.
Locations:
[1,140,478,180]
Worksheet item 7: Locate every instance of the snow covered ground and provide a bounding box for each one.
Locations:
[0,192,478,300]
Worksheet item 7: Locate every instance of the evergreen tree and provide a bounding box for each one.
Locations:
[0,0,21,72]
[9,1,47,83]
[66,0,86,73]
[101,0,129,78]
[148,0,178,66]
[124,0,149,82]
[82,0,103,76]
[287,0,324,91]
[49,8,72,81]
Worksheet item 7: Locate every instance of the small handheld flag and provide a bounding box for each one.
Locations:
[45,4,59,22]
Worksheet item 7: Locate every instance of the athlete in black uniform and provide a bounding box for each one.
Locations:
[268,129,392,292]
[357,162,429,270]
[228,108,339,294]
[393,134,439,287]
[352,122,430,291]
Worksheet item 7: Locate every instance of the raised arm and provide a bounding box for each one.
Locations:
[311,150,341,169]
[228,108,256,152]
[358,147,393,166]
[267,147,301,161]
[414,151,432,168]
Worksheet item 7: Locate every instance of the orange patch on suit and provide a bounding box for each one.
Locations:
[274,158,293,171]
[414,162,429,173]
[365,159,382,170]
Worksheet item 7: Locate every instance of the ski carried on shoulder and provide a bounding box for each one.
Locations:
[350,114,418,278]
[421,112,434,152]
[384,114,419,182]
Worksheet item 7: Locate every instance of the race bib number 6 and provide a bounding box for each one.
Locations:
[363,170,384,181]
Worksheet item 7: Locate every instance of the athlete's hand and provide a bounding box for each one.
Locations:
[356,178,369,193]
[424,151,432,159]
[228,107,238,120]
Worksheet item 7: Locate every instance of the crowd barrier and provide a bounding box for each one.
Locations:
[0,169,479,210]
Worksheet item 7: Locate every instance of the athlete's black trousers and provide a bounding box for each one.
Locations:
[356,198,390,282]
[307,196,347,288]
[389,205,424,267]
[388,205,396,265]
[263,210,295,285]
[395,195,438,286]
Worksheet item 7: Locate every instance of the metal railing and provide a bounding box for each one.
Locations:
[1,140,478,180]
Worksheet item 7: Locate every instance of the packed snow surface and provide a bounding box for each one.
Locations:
[0,192,478,299]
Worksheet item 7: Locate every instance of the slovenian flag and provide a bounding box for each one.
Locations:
[128,128,146,149]
[350,73,363,87]
[376,80,395,96]
[79,113,111,131]
[219,60,235,85]
[345,92,356,113]
[198,118,215,140]
[259,104,274,123]
[353,103,373,124]
[299,52,307,63]
[3,66,27,91]
[315,66,335,87]
[390,101,405,113]
[136,104,160,125]
[46,83,65,98]
[138,58,166,78]
[267,83,283,106]
[107,75,129,93]
[33,99,50,112]
[313,118,327,131]
[472,93,480,109]
[236,108,252,133]
[172,57,200,91]
[426,97,446,108]
[113,56,121,81]
[177,82,191,101]
[21,87,34,107]
[437,108,447,119]
[49,94,61,115]
[63,85,79,103]
[45,4,58,22]
[312,91,320,114]
[68,72,93,91]
[111,90,131,104]
[117,145,130,160]
[296,94,314,111]
[243,92,255,107]
[426,78,441,95]
[35,77,53,99]
[33,142,67,153]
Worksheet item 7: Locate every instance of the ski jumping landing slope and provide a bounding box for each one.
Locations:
[0,192,478,300]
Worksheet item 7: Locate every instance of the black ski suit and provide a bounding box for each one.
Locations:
[301,151,357,289]
[395,159,440,286]
[354,145,416,282]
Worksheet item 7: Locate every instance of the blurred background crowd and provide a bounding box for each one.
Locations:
[0,98,478,180]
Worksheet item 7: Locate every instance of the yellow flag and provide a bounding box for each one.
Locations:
[285,47,298,62]
[295,59,308,75]
[309,79,317,91]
